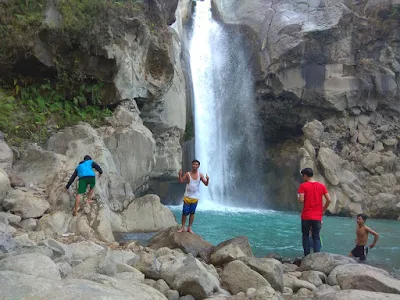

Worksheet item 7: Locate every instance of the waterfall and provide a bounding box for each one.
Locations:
[189,0,266,209]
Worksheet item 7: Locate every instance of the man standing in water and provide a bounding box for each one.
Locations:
[177,159,209,234]
[298,167,331,256]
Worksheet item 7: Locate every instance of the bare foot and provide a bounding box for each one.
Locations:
[87,200,94,204]
[177,227,186,233]
[73,211,77,217]
[187,227,194,234]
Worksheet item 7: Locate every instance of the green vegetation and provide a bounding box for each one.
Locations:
[0,0,154,146]
[0,82,112,146]
[0,0,46,71]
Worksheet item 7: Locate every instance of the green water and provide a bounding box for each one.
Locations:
[170,206,400,277]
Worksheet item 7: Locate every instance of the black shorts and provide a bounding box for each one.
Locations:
[351,245,368,261]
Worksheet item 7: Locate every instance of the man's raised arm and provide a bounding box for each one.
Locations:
[178,170,189,184]
[200,173,209,186]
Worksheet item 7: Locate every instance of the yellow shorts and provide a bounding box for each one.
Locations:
[183,196,198,204]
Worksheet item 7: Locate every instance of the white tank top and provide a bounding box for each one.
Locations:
[184,172,201,200]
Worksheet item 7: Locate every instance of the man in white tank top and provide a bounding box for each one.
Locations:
[177,159,209,234]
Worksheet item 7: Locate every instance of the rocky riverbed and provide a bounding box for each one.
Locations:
[1,217,400,300]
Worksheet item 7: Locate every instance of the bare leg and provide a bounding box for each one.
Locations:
[187,214,195,234]
[87,189,95,204]
[177,214,187,232]
[73,194,81,216]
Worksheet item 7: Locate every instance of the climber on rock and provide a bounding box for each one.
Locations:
[66,155,103,216]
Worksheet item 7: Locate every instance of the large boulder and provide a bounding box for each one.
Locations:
[2,188,50,219]
[0,139,13,170]
[0,270,167,300]
[111,195,177,232]
[209,236,253,266]
[45,123,134,212]
[38,238,72,262]
[67,248,139,279]
[0,253,61,280]
[239,257,284,292]
[134,252,162,280]
[221,260,270,295]
[69,241,105,261]
[299,253,357,275]
[303,120,325,145]
[13,143,66,188]
[317,147,344,186]
[0,168,10,202]
[299,270,325,287]
[37,211,74,236]
[99,119,156,193]
[0,216,15,253]
[169,255,220,300]
[149,226,213,258]
[315,290,400,300]
[327,264,400,294]
[0,212,21,226]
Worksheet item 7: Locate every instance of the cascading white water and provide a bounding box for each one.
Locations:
[189,0,266,209]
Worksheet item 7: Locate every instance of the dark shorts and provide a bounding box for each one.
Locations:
[78,177,96,194]
[182,202,198,215]
[351,245,368,261]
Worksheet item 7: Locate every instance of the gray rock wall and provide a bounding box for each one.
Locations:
[212,0,400,217]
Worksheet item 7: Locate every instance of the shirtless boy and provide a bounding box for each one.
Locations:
[349,214,379,261]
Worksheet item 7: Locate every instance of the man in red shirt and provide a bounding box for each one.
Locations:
[298,167,331,256]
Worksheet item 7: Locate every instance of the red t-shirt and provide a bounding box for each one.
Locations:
[298,181,328,221]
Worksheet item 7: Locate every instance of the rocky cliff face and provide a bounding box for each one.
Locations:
[0,0,192,196]
[212,0,400,218]
[0,0,193,240]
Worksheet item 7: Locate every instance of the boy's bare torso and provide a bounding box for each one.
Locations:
[356,225,369,246]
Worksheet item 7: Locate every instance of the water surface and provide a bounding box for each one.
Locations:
[170,205,400,277]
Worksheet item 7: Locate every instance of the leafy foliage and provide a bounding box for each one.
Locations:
[0,83,112,146]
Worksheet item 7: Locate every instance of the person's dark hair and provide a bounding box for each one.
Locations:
[84,155,92,161]
[192,159,200,165]
[300,168,313,177]
[357,213,367,221]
